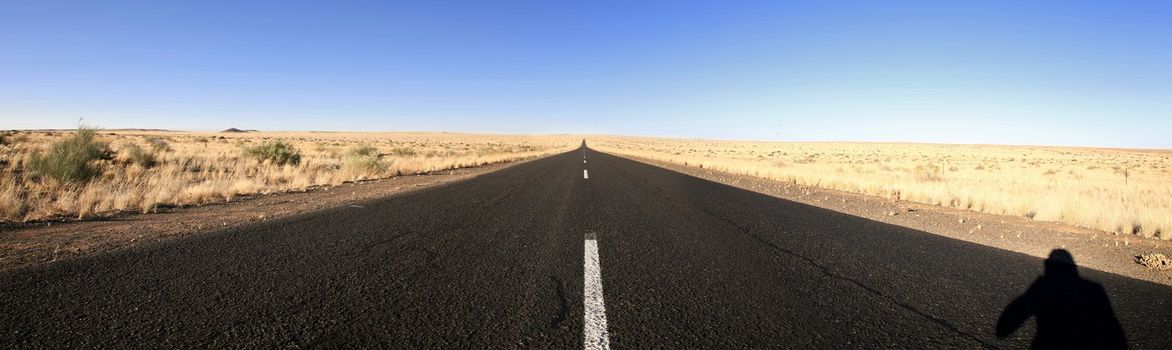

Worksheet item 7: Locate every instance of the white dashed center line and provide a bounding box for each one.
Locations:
[583,169,589,179]
[583,232,610,350]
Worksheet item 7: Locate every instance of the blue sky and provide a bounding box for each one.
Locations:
[2,1,1170,148]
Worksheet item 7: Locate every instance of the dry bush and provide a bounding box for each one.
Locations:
[119,144,158,168]
[0,131,28,146]
[389,147,416,157]
[591,136,1172,240]
[1,131,578,222]
[1136,253,1171,270]
[0,177,23,219]
[144,136,171,152]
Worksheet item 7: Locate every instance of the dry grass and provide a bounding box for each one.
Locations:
[590,136,1172,240]
[0,130,577,221]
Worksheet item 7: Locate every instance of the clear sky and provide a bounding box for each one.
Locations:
[2,1,1170,148]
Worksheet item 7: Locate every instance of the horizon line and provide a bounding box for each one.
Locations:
[13,128,1171,152]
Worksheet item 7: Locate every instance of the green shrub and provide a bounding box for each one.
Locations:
[344,145,387,175]
[123,144,158,168]
[243,140,301,165]
[27,127,109,183]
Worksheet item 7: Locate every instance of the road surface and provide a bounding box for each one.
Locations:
[2,146,1170,348]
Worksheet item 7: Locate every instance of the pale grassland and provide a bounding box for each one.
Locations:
[0,130,578,221]
[591,136,1172,240]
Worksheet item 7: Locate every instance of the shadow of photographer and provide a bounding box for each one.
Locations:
[996,249,1127,349]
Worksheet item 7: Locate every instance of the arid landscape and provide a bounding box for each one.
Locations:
[3,132,1169,281]
[0,128,578,222]
[6,129,1171,243]
[5,2,1172,348]
[590,136,1172,240]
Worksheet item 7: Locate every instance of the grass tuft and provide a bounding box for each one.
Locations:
[26,126,109,184]
[342,145,387,179]
[122,144,159,168]
[145,136,171,152]
[389,147,416,157]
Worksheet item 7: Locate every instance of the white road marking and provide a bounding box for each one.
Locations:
[583,169,589,179]
[584,233,610,350]
[584,159,587,164]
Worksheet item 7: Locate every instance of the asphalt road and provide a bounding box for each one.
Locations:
[2,145,1171,348]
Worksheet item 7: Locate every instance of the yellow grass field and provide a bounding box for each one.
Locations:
[0,129,578,222]
[590,136,1172,240]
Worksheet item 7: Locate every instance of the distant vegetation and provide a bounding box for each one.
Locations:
[0,131,575,221]
[592,137,1172,240]
[389,147,416,157]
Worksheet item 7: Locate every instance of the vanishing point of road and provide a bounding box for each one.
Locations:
[2,145,1170,348]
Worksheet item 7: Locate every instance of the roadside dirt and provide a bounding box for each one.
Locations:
[615,154,1172,286]
[0,158,539,272]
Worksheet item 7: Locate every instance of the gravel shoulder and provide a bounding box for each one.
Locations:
[0,157,543,272]
[611,153,1172,286]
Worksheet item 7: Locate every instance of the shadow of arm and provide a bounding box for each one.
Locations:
[996,293,1033,338]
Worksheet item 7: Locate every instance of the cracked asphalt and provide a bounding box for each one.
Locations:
[2,145,1170,348]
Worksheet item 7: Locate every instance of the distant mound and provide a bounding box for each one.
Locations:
[221,128,248,133]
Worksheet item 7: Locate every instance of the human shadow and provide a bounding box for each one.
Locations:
[996,249,1127,349]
